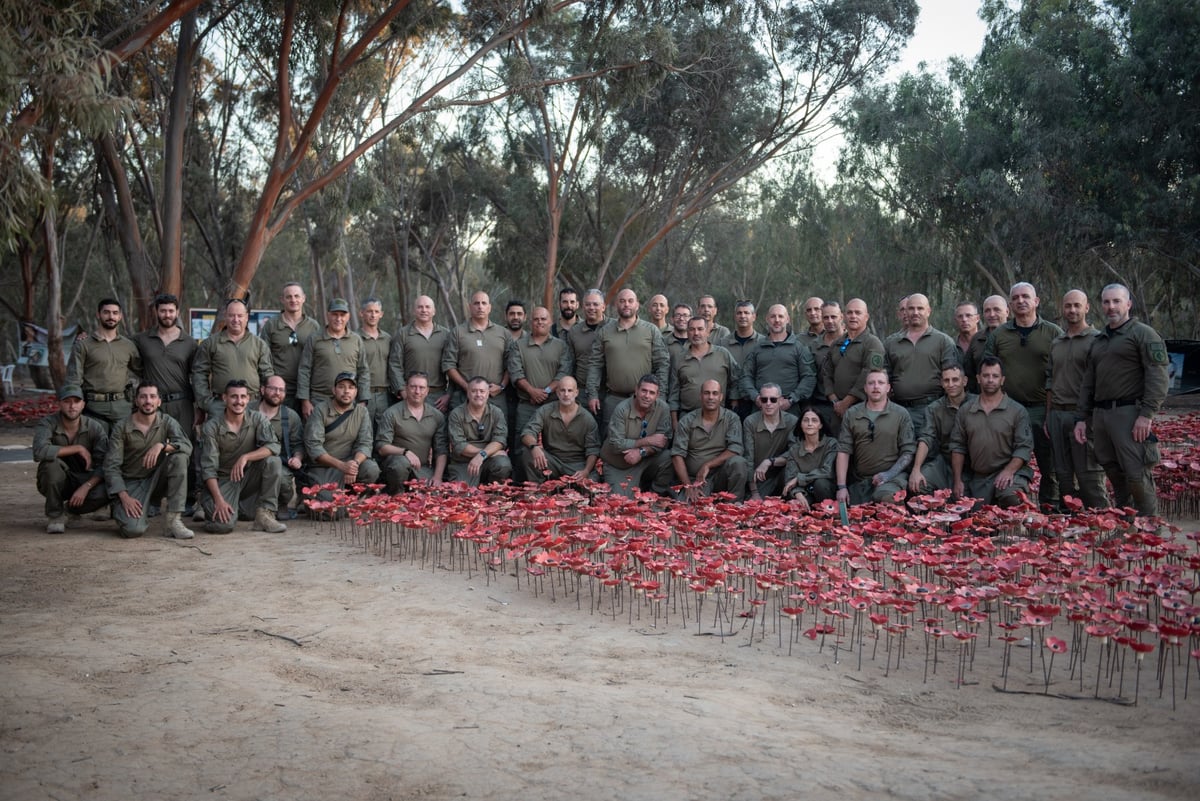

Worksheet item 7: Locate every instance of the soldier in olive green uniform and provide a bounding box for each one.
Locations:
[950,357,1034,508]
[303,372,381,504]
[387,295,452,413]
[258,282,322,411]
[909,365,973,494]
[519,377,600,483]
[600,375,674,498]
[192,299,273,418]
[252,376,305,518]
[883,294,959,441]
[444,291,512,411]
[34,385,110,532]
[68,298,141,429]
[718,301,763,419]
[738,304,817,413]
[742,383,797,499]
[566,290,609,394]
[672,380,749,502]
[983,282,1063,506]
[446,376,512,485]
[376,372,448,493]
[357,297,392,424]
[586,289,670,429]
[104,382,193,539]
[835,370,915,505]
[1046,290,1108,509]
[782,407,838,508]
[297,298,370,418]
[823,298,886,438]
[669,317,738,423]
[198,379,287,533]
[1074,284,1170,517]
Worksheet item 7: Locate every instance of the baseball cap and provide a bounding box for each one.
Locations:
[334,371,357,386]
[58,384,85,400]
[328,298,350,313]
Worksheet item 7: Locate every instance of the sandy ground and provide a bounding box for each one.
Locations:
[1,432,1199,801]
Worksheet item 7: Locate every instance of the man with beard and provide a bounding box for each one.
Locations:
[502,300,527,457]
[388,294,451,412]
[376,371,447,493]
[104,381,194,539]
[67,298,141,430]
[1046,290,1107,508]
[672,380,748,502]
[586,288,669,428]
[822,298,886,437]
[551,287,580,339]
[192,298,273,419]
[738,304,817,414]
[252,375,305,518]
[258,282,322,410]
[297,298,369,418]
[599,374,674,498]
[666,303,692,365]
[984,282,1063,508]
[909,365,973,495]
[34,385,110,532]
[198,379,288,533]
[835,370,915,506]
[303,372,381,504]
[1074,284,1170,517]
[951,357,1034,508]
[520,376,600,483]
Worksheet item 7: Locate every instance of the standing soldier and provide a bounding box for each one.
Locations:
[697,295,731,344]
[198,379,288,533]
[565,289,609,396]
[586,289,670,428]
[801,297,824,342]
[964,295,1008,392]
[883,293,958,440]
[1046,290,1108,509]
[738,304,817,415]
[508,306,572,476]
[823,298,886,436]
[34,385,110,532]
[104,382,194,539]
[357,297,392,424]
[665,303,692,365]
[808,301,845,431]
[1074,284,1170,517]
[258,282,322,410]
[443,291,512,410]
[297,298,369,419]
[67,298,141,430]
[192,299,273,419]
[388,295,451,412]
[134,293,198,512]
[647,294,671,335]
[984,282,1063,508]
[953,302,980,358]
[719,300,763,419]
[668,316,737,426]
[551,287,580,339]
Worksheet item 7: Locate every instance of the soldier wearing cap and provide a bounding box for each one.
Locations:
[34,385,110,533]
[1074,283,1170,517]
[104,381,194,539]
[303,371,381,505]
[192,298,273,418]
[297,298,369,419]
[67,297,141,430]
[259,282,322,410]
[197,378,288,533]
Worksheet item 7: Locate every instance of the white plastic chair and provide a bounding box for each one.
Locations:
[1,364,14,396]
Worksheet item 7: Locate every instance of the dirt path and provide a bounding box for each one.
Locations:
[1,456,1198,801]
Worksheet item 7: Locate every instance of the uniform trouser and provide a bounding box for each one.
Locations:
[751,465,787,498]
[382,454,435,493]
[899,401,930,444]
[444,455,512,486]
[960,468,1032,509]
[601,393,632,434]
[83,400,131,433]
[304,459,382,502]
[519,450,590,484]
[366,389,393,430]
[730,398,755,421]
[512,400,553,483]
[162,397,199,503]
[200,457,285,532]
[1092,405,1159,517]
[846,472,908,505]
[36,459,109,517]
[1047,409,1108,509]
[787,478,836,505]
[113,454,189,538]
[1023,404,1059,506]
[917,455,955,492]
[603,451,674,498]
[679,456,750,502]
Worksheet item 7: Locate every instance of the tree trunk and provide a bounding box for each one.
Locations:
[41,135,66,388]
[96,134,155,327]
[159,8,196,300]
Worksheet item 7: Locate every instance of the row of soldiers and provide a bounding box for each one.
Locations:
[36,278,1169,536]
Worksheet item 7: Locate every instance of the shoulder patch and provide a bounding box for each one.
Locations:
[1148,342,1168,365]
[868,352,886,370]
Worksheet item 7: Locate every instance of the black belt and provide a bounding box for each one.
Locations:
[162,391,192,403]
[896,395,937,408]
[1094,398,1138,410]
[85,392,124,402]
[1051,403,1076,412]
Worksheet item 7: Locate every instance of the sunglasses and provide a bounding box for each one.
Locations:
[288,330,299,346]
[839,337,852,355]
[475,422,486,437]
[867,419,876,442]
[640,419,649,436]
[759,396,781,404]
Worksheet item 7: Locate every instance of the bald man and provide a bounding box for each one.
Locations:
[585,289,669,428]
[388,294,452,412]
[883,293,959,440]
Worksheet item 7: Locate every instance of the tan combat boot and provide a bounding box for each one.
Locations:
[163,512,195,540]
[252,507,287,533]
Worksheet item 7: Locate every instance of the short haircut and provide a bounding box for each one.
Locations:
[955,301,979,315]
[583,289,605,301]
[467,375,490,387]
[734,300,755,311]
[506,299,526,312]
[360,296,383,309]
[153,293,179,308]
[224,378,250,392]
[821,301,841,311]
[673,303,693,315]
[98,298,122,312]
[978,355,1004,374]
[406,371,429,383]
[135,380,160,395]
[637,374,661,388]
[558,287,578,299]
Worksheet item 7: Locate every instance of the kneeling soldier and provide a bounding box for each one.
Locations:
[34,384,110,532]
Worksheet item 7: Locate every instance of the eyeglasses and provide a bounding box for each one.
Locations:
[759,396,780,404]
[639,419,649,436]
[332,338,342,355]
[475,422,486,438]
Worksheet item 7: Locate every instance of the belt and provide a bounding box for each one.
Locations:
[896,395,937,408]
[371,386,388,393]
[85,392,124,402]
[1095,398,1138,410]
[162,391,192,403]
[1051,403,1076,412]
